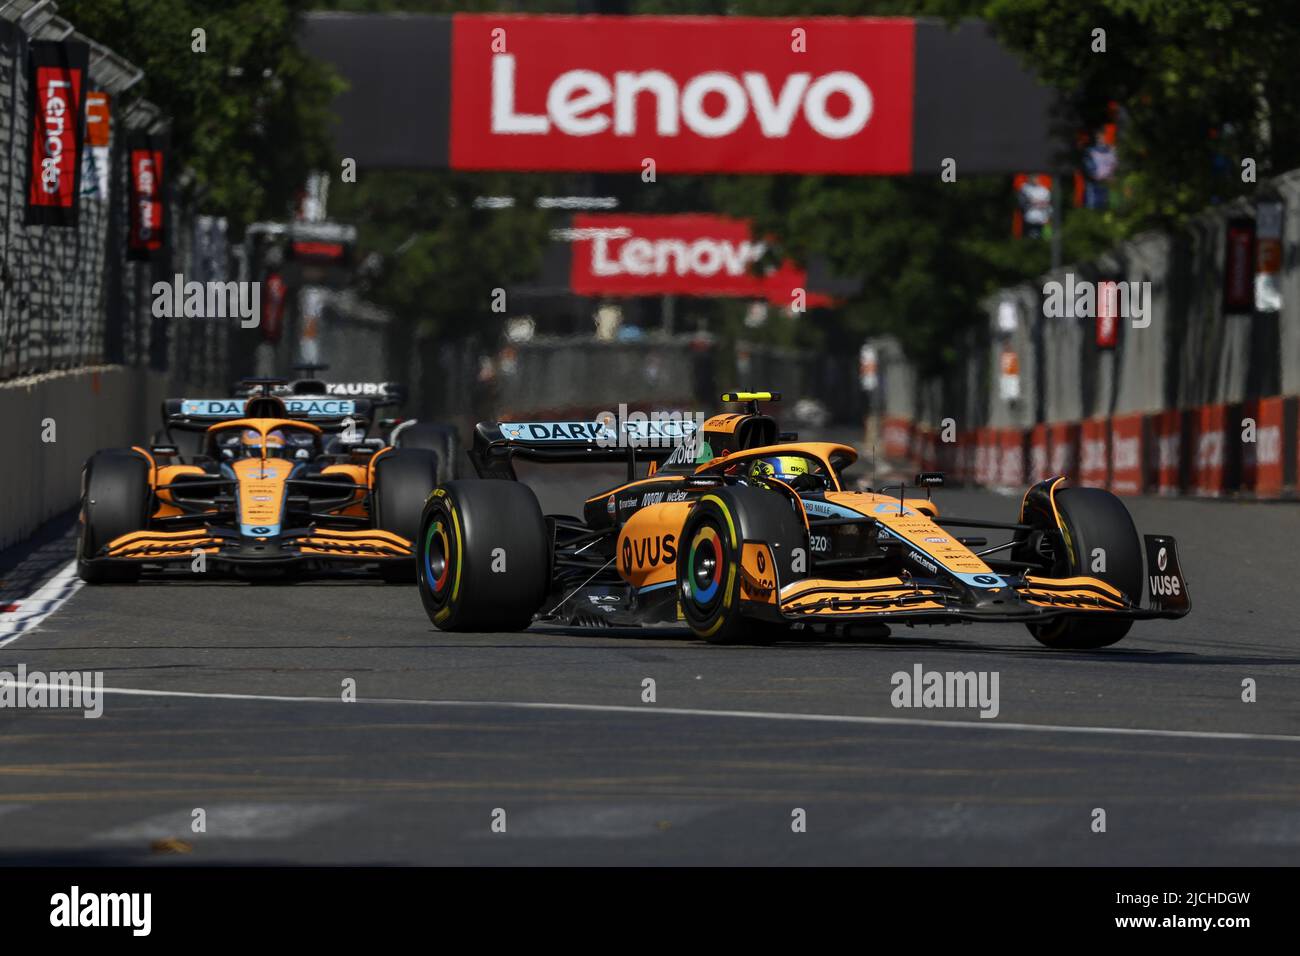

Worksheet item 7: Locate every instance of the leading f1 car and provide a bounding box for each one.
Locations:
[415,393,1190,647]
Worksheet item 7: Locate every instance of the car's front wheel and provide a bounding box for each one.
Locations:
[1027,486,1143,649]
[78,450,150,584]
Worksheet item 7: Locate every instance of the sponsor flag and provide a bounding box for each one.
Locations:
[1096,280,1119,348]
[1223,217,1255,314]
[1012,173,1052,239]
[998,348,1020,401]
[81,90,111,199]
[261,273,287,344]
[127,133,166,260]
[1255,201,1282,313]
[24,40,90,226]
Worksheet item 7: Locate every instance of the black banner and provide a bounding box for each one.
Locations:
[0,867,1280,942]
[24,40,89,227]
[126,133,167,260]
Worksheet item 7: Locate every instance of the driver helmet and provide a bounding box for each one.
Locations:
[748,455,811,483]
[240,428,287,458]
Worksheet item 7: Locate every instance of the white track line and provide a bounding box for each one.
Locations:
[0,560,83,647]
[8,681,1300,745]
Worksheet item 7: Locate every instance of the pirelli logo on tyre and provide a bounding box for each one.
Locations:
[450,15,915,174]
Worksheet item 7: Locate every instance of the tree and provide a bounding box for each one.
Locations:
[63,0,341,229]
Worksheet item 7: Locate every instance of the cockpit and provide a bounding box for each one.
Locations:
[207,421,322,462]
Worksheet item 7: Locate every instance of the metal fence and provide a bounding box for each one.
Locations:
[0,2,229,389]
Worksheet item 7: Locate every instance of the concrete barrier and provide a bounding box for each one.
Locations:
[0,366,168,551]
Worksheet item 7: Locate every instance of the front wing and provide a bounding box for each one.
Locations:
[772,534,1190,626]
[87,526,412,571]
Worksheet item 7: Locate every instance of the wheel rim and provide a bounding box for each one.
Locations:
[423,516,451,600]
[685,523,725,608]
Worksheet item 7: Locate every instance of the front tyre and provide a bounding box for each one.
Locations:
[417,480,549,631]
[676,486,805,644]
[1028,486,1143,649]
[78,450,150,584]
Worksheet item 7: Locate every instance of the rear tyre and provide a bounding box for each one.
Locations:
[396,423,460,482]
[373,449,441,583]
[1028,486,1143,649]
[78,450,150,584]
[676,486,806,644]
[417,480,549,631]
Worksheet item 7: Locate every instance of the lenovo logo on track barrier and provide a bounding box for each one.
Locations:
[451,15,914,173]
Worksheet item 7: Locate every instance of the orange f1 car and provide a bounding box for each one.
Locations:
[415,393,1190,647]
[77,386,444,582]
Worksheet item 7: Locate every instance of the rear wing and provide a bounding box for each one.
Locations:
[162,397,375,432]
[470,418,701,480]
[230,380,406,409]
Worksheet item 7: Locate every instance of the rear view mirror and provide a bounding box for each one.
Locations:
[915,472,945,487]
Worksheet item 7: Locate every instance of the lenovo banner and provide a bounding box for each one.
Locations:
[127,135,166,260]
[24,40,89,227]
[304,13,1056,174]
[452,16,913,174]
[569,213,830,305]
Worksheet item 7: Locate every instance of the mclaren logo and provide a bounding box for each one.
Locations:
[907,550,938,575]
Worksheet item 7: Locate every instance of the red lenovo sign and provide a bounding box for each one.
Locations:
[127,137,165,259]
[570,213,830,304]
[451,15,914,174]
[25,42,89,226]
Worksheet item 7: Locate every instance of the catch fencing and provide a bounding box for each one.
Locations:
[0,1,230,391]
[870,167,1300,498]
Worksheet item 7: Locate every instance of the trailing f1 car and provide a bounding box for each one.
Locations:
[415,393,1190,647]
[225,365,462,478]
[77,384,445,583]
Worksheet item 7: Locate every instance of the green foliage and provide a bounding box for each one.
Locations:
[985,0,1300,228]
[63,0,341,229]
[328,171,558,340]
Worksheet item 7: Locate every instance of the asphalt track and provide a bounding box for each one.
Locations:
[1,465,1299,865]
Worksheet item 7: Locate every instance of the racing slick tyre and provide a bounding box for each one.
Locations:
[416,480,549,631]
[396,423,460,482]
[676,485,806,645]
[373,449,441,583]
[1028,486,1143,650]
[78,450,150,584]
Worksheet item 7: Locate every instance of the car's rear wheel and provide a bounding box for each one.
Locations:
[417,480,549,631]
[1028,486,1143,649]
[78,450,150,583]
[373,449,441,583]
[677,486,806,644]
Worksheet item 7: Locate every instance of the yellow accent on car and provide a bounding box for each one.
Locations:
[721,391,779,403]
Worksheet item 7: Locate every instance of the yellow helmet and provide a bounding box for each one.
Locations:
[748,456,810,482]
